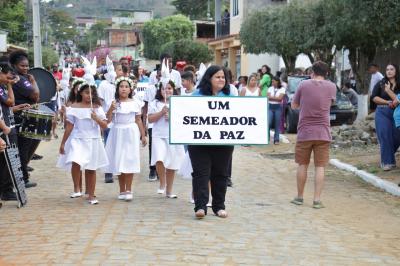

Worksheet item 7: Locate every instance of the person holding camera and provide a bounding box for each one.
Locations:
[371,63,400,171]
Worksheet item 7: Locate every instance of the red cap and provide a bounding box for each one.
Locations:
[73,68,85,77]
[176,61,186,68]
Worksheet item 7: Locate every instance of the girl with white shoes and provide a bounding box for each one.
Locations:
[58,83,109,205]
[104,77,147,201]
[148,75,185,198]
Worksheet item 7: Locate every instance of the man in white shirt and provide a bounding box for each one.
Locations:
[368,63,384,94]
[149,53,182,92]
[143,82,159,181]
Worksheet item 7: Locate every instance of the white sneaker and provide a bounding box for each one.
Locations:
[88,199,99,205]
[70,192,82,198]
[207,202,212,207]
[166,194,177,199]
[118,193,126,200]
[189,194,195,204]
[125,192,133,201]
[157,188,165,194]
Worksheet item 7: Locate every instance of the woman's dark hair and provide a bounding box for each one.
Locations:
[381,63,400,93]
[9,50,29,66]
[68,80,84,103]
[155,80,177,101]
[272,76,282,88]
[262,65,271,74]
[115,80,133,100]
[239,76,248,84]
[0,61,13,74]
[132,65,139,78]
[198,65,230,96]
[76,84,101,106]
[122,65,129,75]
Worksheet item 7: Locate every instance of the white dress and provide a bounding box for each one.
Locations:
[57,107,109,171]
[149,100,185,170]
[104,100,143,175]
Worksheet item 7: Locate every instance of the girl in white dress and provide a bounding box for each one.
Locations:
[148,80,185,198]
[105,77,147,201]
[58,83,109,205]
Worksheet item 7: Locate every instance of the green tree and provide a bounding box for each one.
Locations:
[240,6,299,73]
[161,39,213,66]
[0,0,26,44]
[328,0,400,94]
[326,0,400,119]
[142,15,195,60]
[76,21,109,54]
[171,0,214,20]
[294,0,336,66]
[47,9,77,42]
[28,46,59,68]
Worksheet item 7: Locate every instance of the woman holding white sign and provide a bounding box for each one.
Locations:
[189,65,235,219]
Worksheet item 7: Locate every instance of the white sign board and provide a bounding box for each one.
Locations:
[170,96,269,145]
[135,82,148,100]
[0,33,7,53]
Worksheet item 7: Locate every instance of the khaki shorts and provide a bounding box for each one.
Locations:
[295,140,330,167]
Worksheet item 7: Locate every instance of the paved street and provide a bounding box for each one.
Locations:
[0,137,399,265]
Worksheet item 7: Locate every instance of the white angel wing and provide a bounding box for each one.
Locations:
[90,56,97,75]
[160,58,171,88]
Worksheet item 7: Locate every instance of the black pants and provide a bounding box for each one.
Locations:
[188,145,234,214]
[17,136,40,182]
[148,128,156,171]
[0,133,18,193]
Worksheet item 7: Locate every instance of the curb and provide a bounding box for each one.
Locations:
[329,159,400,197]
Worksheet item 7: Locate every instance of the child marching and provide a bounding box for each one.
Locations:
[104,77,147,201]
[57,83,109,205]
[148,60,185,198]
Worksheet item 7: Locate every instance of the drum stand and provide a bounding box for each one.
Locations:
[2,134,27,208]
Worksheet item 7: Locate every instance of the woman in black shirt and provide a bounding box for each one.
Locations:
[371,63,400,171]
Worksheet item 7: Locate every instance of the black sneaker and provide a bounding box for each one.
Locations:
[148,169,157,182]
[27,166,34,172]
[31,154,43,160]
[227,178,233,187]
[25,181,37,188]
[1,191,17,201]
[105,173,114,183]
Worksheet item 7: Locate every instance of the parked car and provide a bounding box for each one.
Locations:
[285,76,357,133]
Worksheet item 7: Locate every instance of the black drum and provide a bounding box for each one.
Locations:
[18,104,55,141]
[28,67,57,104]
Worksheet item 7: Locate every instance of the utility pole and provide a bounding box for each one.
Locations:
[32,0,42,67]
[207,0,211,21]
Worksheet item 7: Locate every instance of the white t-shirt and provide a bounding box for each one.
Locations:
[143,84,158,129]
[369,72,384,93]
[148,100,169,138]
[267,86,286,104]
[229,84,239,96]
[97,80,116,113]
[181,88,195,96]
[149,69,182,90]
